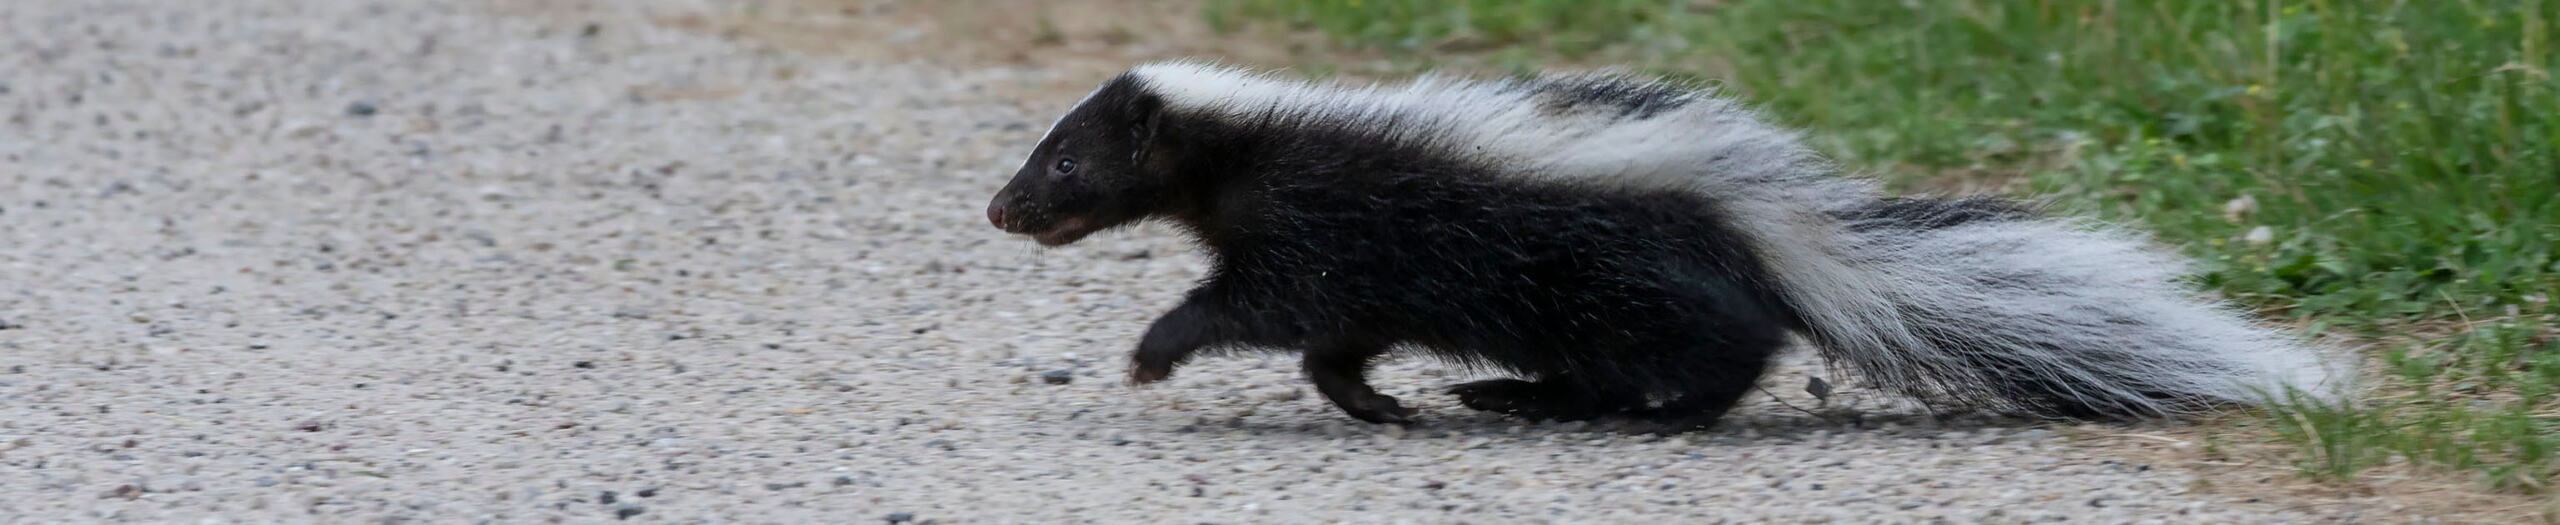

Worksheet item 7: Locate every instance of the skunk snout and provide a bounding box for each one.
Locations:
[986,202,1007,229]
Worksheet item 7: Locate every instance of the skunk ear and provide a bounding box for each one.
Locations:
[1128,94,1163,163]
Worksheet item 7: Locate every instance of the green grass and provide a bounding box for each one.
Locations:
[1210,0,2560,492]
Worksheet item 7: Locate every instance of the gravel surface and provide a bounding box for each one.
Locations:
[1,0,2334,522]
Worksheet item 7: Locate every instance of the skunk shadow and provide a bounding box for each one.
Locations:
[1141,401,2107,445]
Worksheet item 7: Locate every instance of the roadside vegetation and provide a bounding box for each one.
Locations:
[1206,0,2560,496]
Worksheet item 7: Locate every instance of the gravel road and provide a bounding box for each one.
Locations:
[1,0,2343,522]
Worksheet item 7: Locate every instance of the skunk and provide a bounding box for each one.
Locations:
[985,61,2347,430]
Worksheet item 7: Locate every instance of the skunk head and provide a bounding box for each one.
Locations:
[988,74,1171,247]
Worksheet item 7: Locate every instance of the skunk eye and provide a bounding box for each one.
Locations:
[1053,157,1078,175]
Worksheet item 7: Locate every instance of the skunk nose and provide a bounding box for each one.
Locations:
[986,203,1007,229]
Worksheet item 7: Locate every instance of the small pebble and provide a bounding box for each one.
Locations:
[635,487,658,498]
[345,101,378,116]
[600,491,617,504]
[614,504,644,520]
[1041,370,1073,385]
[885,512,915,524]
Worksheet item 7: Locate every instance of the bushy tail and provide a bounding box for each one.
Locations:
[1769,195,2352,418]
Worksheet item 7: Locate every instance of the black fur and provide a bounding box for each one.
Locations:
[991,74,1803,430]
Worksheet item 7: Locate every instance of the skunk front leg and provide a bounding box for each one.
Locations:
[1128,288,1280,384]
[1128,297,1220,384]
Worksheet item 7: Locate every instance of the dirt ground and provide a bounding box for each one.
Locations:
[0,0,2506,522]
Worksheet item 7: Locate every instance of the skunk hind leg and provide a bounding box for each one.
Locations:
[1618,346,1777,434]
[1304,342,1418,425]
